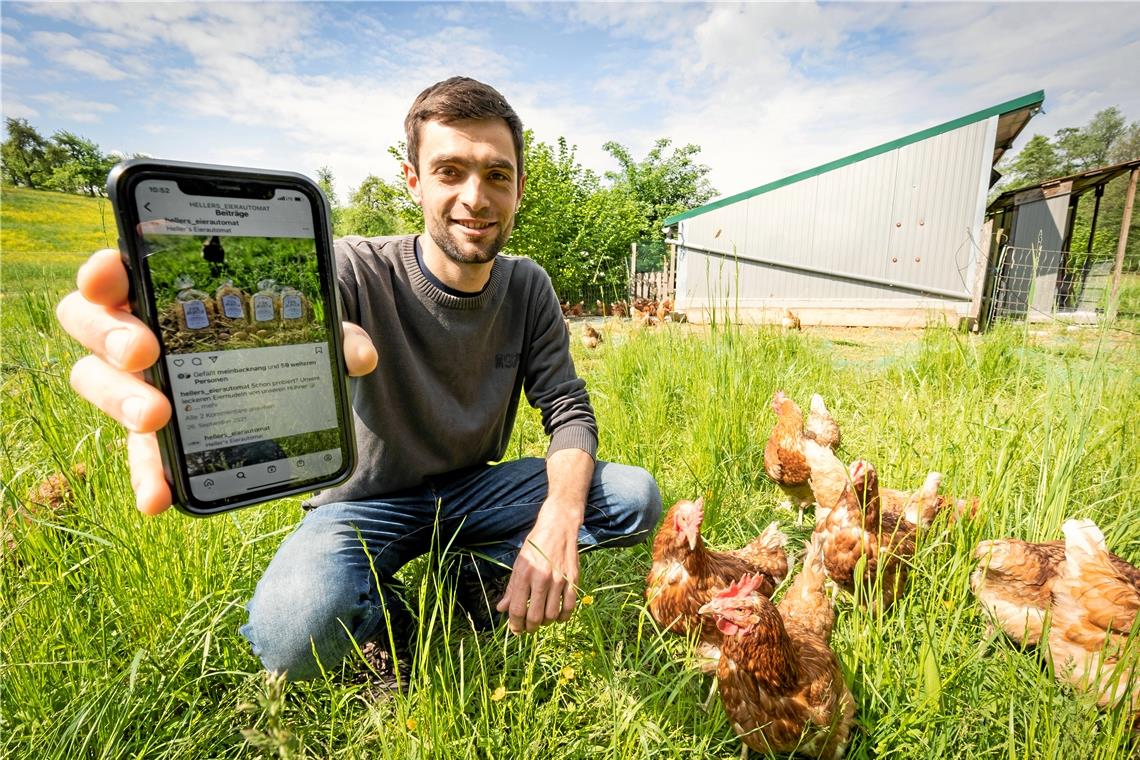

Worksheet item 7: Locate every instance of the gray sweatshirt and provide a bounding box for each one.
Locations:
[307,235,597,506]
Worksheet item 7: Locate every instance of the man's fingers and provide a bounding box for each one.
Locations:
[527,576,553,632]
[497,578,529,634]
[341,321,378,377]
[57,291,160,372]
[557,583,577,622]
[70,355,171,433]
[127,432,172,515]
[77,249,131,307]
[543,577,566,624]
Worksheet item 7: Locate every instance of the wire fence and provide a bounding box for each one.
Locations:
[986,245,1133,323]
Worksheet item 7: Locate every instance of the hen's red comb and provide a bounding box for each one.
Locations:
[717,573,762,600]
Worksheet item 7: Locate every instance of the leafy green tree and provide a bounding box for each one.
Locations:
[338,175,416,237]
[509,133,643,298]
[1005,134,1061,187]
[602,138,717,242]
[1055,107,1127,173]
[1,118,49,188]
[44,131,114,195]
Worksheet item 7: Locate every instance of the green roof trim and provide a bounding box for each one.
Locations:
[664,89,1045,225]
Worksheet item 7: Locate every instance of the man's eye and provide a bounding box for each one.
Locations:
[490,172,510,182]
[437,167,458,177]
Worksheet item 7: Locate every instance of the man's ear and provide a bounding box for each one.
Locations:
[403,160,423,206]
[516,172,526,210]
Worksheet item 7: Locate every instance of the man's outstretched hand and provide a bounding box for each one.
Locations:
[495,448,594,633]
[56,249,378,515]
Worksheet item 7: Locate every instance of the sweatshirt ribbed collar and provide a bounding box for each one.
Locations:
[401,235,506,310]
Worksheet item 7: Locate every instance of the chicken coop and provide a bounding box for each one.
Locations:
[984,159,1140,324]
[662,91,1046,328]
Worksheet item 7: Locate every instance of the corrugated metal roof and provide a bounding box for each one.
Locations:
[664,90,1045,225]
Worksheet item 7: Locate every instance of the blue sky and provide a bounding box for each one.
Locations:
[3,2,1139,203]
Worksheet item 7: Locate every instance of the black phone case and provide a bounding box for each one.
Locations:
[106,159,356,515]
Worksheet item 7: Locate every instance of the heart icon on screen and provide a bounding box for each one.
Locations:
[173,359,185,367]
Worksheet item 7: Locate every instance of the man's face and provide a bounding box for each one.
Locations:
[405,118,524,266]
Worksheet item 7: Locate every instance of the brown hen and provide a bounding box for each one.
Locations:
[646,497,789,667]
[815,459,916,609]
[764,391,814,524]
[971,530,1139,647]
[699,551,855,760]
[1048,519,1140,714]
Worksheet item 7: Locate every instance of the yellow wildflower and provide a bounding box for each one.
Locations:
[580,594,594,606]
[405,718,417,731]
[491,686,507,702]
[561,666,576,681]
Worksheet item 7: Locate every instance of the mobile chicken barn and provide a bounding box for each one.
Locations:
[662,91,1045,327]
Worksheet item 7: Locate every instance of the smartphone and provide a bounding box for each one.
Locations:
[107,159,356,515]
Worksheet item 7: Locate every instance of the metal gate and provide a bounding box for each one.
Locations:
[987,245,1114,323]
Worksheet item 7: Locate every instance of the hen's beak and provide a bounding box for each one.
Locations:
[697,600,716,617]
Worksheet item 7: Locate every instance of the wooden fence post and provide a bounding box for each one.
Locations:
[1107,166,1138,322]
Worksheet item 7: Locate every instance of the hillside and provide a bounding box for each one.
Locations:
[1,186,116,263]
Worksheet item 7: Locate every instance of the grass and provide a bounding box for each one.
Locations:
[2,188,1139,758]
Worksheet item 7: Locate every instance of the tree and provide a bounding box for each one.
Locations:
[509,132,643,298]
[1,118,49,188]
[602,138,717,242]
[1005,134,1061,188]
[1055,107,1127,173]
[338,175,416,237]
[44,131,114,195]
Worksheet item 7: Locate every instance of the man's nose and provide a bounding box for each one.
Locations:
[458,175,489,211]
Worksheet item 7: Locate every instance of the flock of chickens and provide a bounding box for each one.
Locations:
[645,392,1139,759]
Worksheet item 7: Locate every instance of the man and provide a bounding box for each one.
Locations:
[56,77,661,687]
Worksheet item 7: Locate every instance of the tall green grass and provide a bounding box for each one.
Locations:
[2,259,1138,757]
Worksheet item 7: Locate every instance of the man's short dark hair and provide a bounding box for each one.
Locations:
[405,77,525,177]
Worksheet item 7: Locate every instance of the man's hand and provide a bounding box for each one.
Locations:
[55,249,378,516]
[496,448,594,634]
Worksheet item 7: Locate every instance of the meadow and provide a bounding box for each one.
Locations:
[2,187,1138,759]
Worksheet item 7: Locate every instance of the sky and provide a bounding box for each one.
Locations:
[2,2,1139,205]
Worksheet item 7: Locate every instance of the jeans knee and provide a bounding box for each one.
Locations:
[242,563,372,681]
[595,462,662,542]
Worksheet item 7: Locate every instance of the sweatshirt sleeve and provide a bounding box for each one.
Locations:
[521,267,598,460]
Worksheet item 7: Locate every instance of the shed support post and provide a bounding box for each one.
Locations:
[630,241,638,301]
[1107,167,1139,321]
[969,218,994,330]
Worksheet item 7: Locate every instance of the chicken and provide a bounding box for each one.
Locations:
[802,395,847,526]
[781,308,801,331]
[815,460,916,609]
[610,300,628,318]
[805,394,840,449]
[698,547,855,760]
[595,299,608,317]
[581,324,603,349]
[972,528,1140,647]
[568,301,585,317]
[646,497,789,659]
[1048,519,1140,714]
[763,391,814,524]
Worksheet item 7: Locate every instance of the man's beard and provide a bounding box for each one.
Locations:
[427,217,511,266]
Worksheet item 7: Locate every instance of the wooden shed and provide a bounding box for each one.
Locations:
[662,91,1044,327]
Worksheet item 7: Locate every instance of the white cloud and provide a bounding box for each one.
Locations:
[2,99,38,120]
[32,92,118,123]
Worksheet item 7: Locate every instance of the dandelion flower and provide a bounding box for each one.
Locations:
[561,666,576,681]
[491,686,507,702]
[406,718,417,731]
[580,594,594,606]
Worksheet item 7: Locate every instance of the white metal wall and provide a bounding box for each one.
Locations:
[676,117,996,314]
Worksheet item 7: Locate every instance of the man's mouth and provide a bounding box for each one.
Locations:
[454,219,495,230]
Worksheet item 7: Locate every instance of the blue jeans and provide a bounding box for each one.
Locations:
[240,457,661,679]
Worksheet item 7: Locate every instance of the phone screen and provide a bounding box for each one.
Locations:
[131,177,349,507]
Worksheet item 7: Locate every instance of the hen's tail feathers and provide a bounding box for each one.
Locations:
[1061,518,1106,572]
